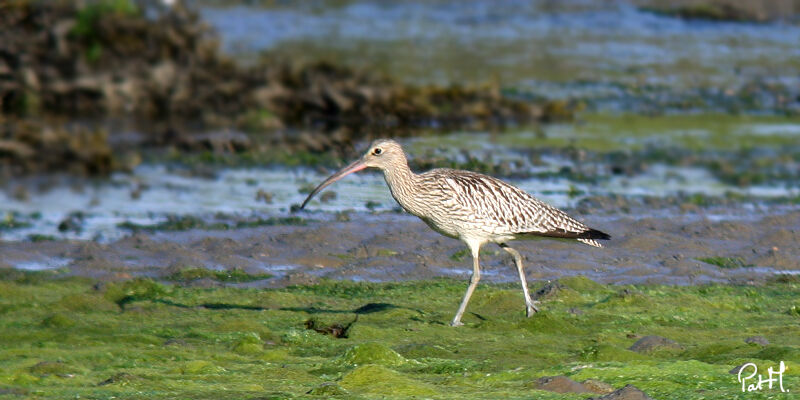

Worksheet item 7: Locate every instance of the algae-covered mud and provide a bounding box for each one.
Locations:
[2,1,800,398]
[0,272,798,399]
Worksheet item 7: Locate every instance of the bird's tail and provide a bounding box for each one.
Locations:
[578,238,604,248]
[579,228,610,247]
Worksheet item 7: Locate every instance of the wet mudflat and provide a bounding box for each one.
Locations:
[1,205,799,287]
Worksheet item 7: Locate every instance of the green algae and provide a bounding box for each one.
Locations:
[339,365,438,397]
[339,343,406,367]
[0,212,32,231]
[0,273,798,399]
[405,113,800,154]
[103,278,168,309]
[697,256,754,269]
[581,343,650,362]
[166,267,273,283]
[41,313,77,329]
[306,382,351,397]
[231,332,265,355]
[118,215,309,232]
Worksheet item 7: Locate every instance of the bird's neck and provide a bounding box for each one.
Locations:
[381,158,419,210]
[382,158,416,189]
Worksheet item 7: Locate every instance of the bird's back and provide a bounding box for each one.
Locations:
[408,169,608,246]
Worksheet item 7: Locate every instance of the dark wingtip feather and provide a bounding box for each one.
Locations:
[584,228,611,240]
[519,227,611,241]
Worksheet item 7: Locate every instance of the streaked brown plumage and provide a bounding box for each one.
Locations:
[301,139,610,326]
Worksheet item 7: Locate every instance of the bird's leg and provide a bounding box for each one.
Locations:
[500,243,539,317]
[451,244,481,327]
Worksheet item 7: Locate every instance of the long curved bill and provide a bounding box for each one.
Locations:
[300,159,367,209]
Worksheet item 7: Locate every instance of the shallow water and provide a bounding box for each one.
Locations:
[1,135,797,242]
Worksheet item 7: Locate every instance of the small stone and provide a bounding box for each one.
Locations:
[628,335,683,353]
[588,384,654,400]
[319,191,337,203]
[335,211,351,222]
[568,307,584,315]
[730,364,748,374]
[13,185,30,201]
[97,372,138,386]
[255,189,273,204]
[163,338,189,347]
[531,376,590,393]
[744,336,769,346]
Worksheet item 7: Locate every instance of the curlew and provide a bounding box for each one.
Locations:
[300,139,610,326]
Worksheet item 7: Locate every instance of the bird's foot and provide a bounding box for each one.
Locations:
[450,320,464,327]
[525,300,541,317]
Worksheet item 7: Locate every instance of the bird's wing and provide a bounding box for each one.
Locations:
[430,169,601,238]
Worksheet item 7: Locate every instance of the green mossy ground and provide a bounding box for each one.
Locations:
[0,272,797,399]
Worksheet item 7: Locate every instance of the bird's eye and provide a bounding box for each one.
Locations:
[373,148,382,155]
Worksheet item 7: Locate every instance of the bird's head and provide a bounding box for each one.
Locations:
[361,139,406,170]
[299,139,407,209]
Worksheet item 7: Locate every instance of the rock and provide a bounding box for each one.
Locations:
[628,335,683,353]
[582,379,616,394]
[745,336,769,346]
[730,364,748,374]
[530,375,590,393]
[588,384,654,400]
[641,3,769,23]
[0,140,34,158]
[533,281,564,300]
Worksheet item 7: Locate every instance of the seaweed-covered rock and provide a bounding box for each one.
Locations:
[582,379,616,394]
[0,1,570,176]
[340,342,405,366]
[0,119,114,176]
[628,335,683,353]
[306,382,350,397]
[533,281,565,300]
[28,361,80,377]
[744,335,769,346]
[41,313,77,329]
[640,2,769,23]
[588,384,654,400]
